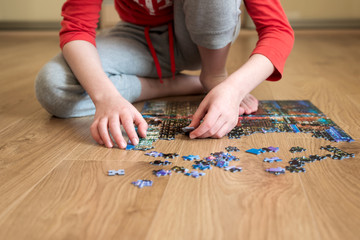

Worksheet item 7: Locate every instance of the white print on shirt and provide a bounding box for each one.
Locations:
[133,0,173,15]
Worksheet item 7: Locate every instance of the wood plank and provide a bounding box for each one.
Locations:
[0,160,170,240]
[299,141,360,240]
[146,133,322,240]
[0,32,60,129]
[0,116,89,216]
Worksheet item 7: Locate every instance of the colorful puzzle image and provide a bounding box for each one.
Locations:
[229,101,353,142]
[131,100,354,151]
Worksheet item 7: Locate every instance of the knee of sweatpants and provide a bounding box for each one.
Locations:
[182,0,241,49]
[35,58,79,118]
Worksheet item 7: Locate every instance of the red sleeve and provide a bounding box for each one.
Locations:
[244,0,295,81]
[59,0,103,49]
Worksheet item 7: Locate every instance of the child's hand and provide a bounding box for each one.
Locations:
[188,81,240,139]
[90,93,148,148]
[188,83,258,139]
[238,94,259,115]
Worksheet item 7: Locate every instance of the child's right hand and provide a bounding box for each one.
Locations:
[90,93,148,149]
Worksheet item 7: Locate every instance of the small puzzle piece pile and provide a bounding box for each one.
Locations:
[110,144,355,186]
[283,145,355,173]
[320,145,355,160]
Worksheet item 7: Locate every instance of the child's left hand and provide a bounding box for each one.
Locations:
[188,81,238,138]
[188,81,257,139]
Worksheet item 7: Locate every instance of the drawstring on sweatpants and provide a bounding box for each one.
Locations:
[144,22,176,84]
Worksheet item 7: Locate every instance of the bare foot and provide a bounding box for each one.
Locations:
[239,94,259,115]
[136,73,205,101]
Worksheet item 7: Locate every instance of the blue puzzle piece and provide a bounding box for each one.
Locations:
[246,148,266,155]
[215,160,229,168]
[126,144,136,150]
[182,155,200,161]
[132,180,153,188]
[153,169,172,177]
[184,170,206,178]
[145,151,163,157]
[192,164,212,170]
[108,169,125,176]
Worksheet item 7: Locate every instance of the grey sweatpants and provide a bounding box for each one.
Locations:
[35,0,242,118]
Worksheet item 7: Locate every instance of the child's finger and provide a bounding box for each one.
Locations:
[121,115,139,146]
[238,106,245,116]
[241,101,252,114]
[197,114,225,138]
[90,120,104,145]
[134,113,148,138]
[189,103,207,128]
[98,117,113,148]
[109,116,126,149]
[242,95,258,113]
[212,122,230,139]
[190,108,220,139]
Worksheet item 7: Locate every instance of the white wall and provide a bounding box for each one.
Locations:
[0,0,359,27]
[0,0,65,22]
[282,0,360,20]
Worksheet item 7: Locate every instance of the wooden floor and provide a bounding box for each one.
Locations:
[0,29,359,240]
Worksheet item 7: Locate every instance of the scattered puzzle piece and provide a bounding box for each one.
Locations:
[192,163,212,170]
[320,145,355,160]
[263,157,282,163]
[153,169,172,177]
[308,154,328,161]
[182,155,200,161]
[132,180,153,188]
[246,148,266,155]
[162,153,179,159]
[265,167,286,175]
[185,171,206,178]
[289,146,306,153]
[182,126,195,134]
[171,166,189,173]
[286,166,306,173]
[204,155,216,161]
[224,166,242,172]
[125,144,136,150]
[225,146,240,152]
[266,146,280,153]
[215,160,229,168]
[108,169,125,176]
[288,159,305,167]
[150,160,172,166]
[211,152,239,161]
[145,151,163,157]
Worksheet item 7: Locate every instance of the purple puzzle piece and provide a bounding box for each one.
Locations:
[267,146,279,153]
[265,167,285,175]
[263,157,282,163]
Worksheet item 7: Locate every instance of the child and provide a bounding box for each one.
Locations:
[35,0,294,148]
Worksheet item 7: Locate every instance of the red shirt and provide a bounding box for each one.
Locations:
[60,0,294,80]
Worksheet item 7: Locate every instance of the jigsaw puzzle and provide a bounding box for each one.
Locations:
[130,100,354,151]
[126,101,355,188]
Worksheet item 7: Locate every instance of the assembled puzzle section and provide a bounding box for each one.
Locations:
[130,100,354,151]
[141,101,199,117]
[228,100,354,142]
